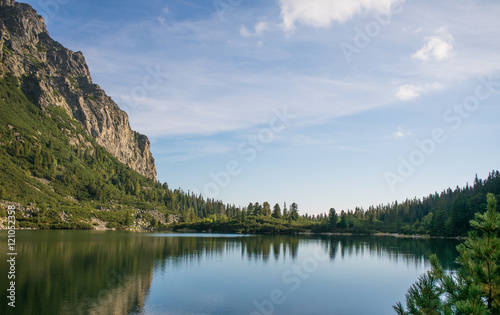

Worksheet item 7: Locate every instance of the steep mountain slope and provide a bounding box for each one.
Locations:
[0,0,156,180]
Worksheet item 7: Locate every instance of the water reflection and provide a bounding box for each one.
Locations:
[320,236,459,270]
[0,232,460,315]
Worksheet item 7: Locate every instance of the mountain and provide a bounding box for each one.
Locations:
[0,0,177,229]
[0,0,156,180]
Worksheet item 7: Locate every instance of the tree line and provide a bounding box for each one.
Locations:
[176,171,500,236]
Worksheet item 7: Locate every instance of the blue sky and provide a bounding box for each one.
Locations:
[22,0,500,215]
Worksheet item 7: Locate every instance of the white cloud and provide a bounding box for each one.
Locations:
[392,126,412,138]
[279,0,405,31]
[240,21,270,37]
[395,82,443,101]
[162,7,170,15]
[412,30,454,61]
[395,84,423,101]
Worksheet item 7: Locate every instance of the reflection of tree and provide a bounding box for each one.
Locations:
[320,236,459,270]
[0,232,460,315]
[241,235,300,262]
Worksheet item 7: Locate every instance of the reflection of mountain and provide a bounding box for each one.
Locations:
[1,231,161,315]
[72,269,153,315]
[0,232,460,315]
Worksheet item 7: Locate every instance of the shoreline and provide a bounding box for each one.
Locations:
[1,226,468,240]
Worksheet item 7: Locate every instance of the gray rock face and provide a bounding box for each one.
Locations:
[0,0,157,180]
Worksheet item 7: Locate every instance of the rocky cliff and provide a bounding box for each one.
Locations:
[0,0,157,180]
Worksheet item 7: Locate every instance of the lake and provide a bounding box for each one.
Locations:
[0,231,461,315]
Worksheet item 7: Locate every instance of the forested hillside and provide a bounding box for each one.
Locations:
[0,74,232,229]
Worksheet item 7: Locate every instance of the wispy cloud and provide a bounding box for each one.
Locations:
[154,138,234,163]
[395,82,442,101]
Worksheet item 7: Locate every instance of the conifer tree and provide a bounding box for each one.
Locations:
[328,208,338,227]
[263,202,271,217]
[290,203,299,220]
[394,193,500,314]
[272,203,282,219]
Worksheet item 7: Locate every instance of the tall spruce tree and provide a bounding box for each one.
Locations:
[290,203,299,220]
[263,202,272,217]
[272,203,282,219]
[328,208,338,227]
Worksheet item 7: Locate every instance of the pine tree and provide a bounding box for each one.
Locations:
[431,206,448,236]
[328,208,338,227]
[456,193,500,312]
[449,195,470,236]
[253,202,262,216]
[338,211,348,229]
[263,202,272,217]
[394,193,500,314]
[188,208,197,223]
[272,203,282,219]
[125,211,133,227]
[290,203,299,220]
[240,209,247,222]
[393,257,445,315]
[247,203,254,216]
[134,180,140,196]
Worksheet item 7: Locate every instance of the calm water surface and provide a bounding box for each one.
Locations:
[0,231,460,315]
